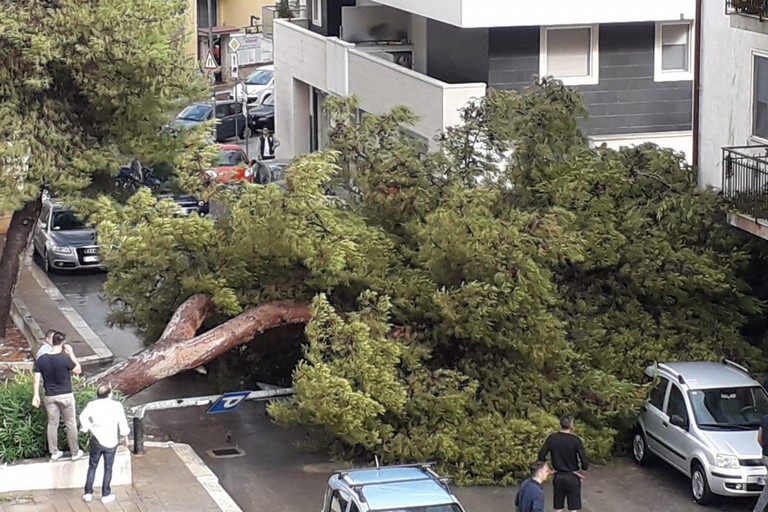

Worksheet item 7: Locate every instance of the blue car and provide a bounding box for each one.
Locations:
[323,464,466,512]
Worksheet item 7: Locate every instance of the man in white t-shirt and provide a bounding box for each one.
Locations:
[79,384,130,504]
[257,127,280,161]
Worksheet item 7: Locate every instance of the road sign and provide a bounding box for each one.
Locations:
[207,390,251,414]
[203,50,218,71]
[228,38,241,52]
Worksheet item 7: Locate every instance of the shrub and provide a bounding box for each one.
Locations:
[0,370,102,463]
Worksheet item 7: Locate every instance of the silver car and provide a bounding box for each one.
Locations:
[33,201,103,272]
[633,360,768,505]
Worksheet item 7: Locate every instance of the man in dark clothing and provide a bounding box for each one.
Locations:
[515,461,552,512]
[538,416,589,512]
[257,127,279,161]
[753,414,768,512]
[32,331,83,461]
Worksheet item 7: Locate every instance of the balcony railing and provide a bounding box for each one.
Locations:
[726,0,768,20]
[723,145,768,220]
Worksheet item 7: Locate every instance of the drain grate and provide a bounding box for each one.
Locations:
[207,447,246,459]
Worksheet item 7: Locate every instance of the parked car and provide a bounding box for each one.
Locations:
[633,360,768,505]
[230,65,274,104]
[323,463,466,512]
[155,191,209,216]
[248,95,275,132]
[171,100,249,142]
[204,144,251,184]
[33,201,103,273]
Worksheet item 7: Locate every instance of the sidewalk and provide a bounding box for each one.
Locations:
[12,261,112,365]
[0,445,240,512]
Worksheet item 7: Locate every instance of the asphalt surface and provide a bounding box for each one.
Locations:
[47,269,759,512]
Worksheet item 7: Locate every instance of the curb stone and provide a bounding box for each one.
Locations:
[26,263,113,366]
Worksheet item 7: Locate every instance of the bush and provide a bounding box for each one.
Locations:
[0,370,102,463]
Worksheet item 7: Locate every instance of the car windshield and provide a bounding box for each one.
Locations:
[689,386,768,430]
[378,505,463,512]
[246,70,273,85]
[216,149,246,167]
[51,211,87,231]
[177,104,212,122]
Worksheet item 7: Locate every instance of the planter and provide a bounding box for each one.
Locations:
[0,446,132,492]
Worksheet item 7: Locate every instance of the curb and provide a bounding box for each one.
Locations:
[0,298,42,371]
[144,442,244,512]
[26,263,114,366]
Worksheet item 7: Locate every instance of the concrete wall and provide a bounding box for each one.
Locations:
[487,23,693,137]
[369,0,695,29]
[698,3,768,188]
[426,20,489,84]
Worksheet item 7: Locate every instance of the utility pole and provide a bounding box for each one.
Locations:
[207,0,216,126]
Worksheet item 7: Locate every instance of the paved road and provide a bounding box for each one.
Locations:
[47,270,759,512]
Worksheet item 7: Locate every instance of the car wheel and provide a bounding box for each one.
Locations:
[42,249,53,274]
[691,462,714,505]
[631,430,652,466]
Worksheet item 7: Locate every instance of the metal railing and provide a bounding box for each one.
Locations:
[726,0,768,20]
[722,145,768,220]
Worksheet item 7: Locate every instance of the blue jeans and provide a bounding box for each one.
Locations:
[84,438,117,496]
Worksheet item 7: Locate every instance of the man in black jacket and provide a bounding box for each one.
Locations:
[538,416,589,512]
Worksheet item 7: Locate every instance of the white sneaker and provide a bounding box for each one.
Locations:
[71,449,84,461]
[50,451,63,461]
[101,494,116,504]
[82,494,93,502]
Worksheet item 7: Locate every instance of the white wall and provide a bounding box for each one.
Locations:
[370,0,695,28]
[698,3,768,188]
[410,14,428,74]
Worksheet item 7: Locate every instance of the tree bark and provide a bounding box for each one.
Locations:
[153,293,215,348]
[0,197,43,338]
[90,301,311,396]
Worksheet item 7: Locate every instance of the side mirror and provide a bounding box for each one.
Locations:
[670,414,688,429]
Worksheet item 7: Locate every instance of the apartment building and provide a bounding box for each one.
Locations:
[697,0,768,240]
[275,0,696,157]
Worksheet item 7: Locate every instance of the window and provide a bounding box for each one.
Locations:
[666,385,689,424]
[689,386,768,429]
[540,25,599,85]
[754,53,768,140]
[330,491,350,512]
[649,377,669,410]
[312,0,322,27]
[654,22,693,82]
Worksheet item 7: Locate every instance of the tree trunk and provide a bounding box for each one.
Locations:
[0,197,43,338]
[90,301,311,396]
[153,293,215,348]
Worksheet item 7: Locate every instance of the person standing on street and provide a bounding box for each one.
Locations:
[35,329,57,359]
[538,416,589,512]
[257,127,279,161]
[515,461,552,512]
[32,331,83,461]
[79,384,130,504]
[753,413,768,512]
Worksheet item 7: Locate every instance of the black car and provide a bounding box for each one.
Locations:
[155,192,209,216]
[247,96,275,132]
[171,100,249,142]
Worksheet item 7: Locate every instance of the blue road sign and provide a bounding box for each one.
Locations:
[207,390,252,414]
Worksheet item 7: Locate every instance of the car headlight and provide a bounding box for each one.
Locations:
[716,453,740,468]
[51,246,72,254]
[198,200,206,207]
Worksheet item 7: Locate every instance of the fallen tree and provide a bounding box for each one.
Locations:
[90,300,310,396]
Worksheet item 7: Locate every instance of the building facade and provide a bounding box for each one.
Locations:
[276,0,696,158]
[698,0,768,240]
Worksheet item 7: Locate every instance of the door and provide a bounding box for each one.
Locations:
[660,384,695,473]
[215,103,235,141]
[642,376,671,459]
[33,204,51,254]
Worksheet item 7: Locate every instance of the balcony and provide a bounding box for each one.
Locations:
[726,0,768,20]
[722,146,768,238]
[274,20,486,152]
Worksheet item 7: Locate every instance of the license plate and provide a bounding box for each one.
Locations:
[83,256,99,263]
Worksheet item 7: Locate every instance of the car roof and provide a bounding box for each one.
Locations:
[339,468,456,510]
[251,64,274,72]
[650,362,759,390]
[218,144,244,151]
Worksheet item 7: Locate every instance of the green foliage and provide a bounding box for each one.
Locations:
[0,371,104,463]
[0,0,207,210]
[99,79,768,483]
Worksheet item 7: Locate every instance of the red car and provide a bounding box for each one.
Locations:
[206,145,251,184]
